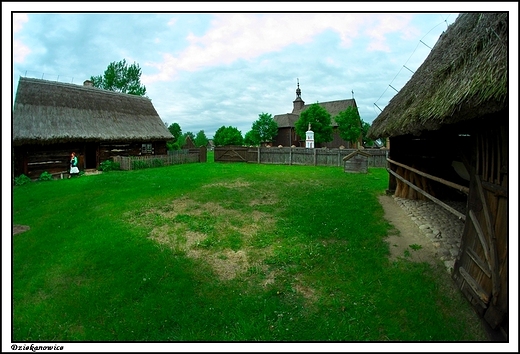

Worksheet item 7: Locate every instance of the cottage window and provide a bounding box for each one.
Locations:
[141,143,153,154]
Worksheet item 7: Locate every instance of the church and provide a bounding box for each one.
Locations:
[272,81,361,148]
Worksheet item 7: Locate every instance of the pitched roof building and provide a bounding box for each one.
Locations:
[368,13,508,335]
[12,77,173,178]
[272,81,360,148]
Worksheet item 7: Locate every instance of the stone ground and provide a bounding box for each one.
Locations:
[379,194,466,272]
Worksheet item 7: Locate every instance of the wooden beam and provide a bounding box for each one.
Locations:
[459,266,490,304]
[387,168,466,221]
[466,247,492,278]
[387,158,470,194]
[475,175,501,305]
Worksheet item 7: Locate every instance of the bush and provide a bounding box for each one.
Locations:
[99,160,120,172]
[131,160,148,170]
[38,171,54,182]
[14,174,32,186]
[152,158,164,167]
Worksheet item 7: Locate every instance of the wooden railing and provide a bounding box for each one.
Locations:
[386,158,468,220]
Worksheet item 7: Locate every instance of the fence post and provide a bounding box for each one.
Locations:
[314,149,317,166]
[257,147,260,163]
[289,147,292,165]
[199,146,207,162]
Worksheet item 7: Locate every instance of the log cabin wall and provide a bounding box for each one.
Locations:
[98,141,168,163]
[14,141,169,179]
[13,143,84,179]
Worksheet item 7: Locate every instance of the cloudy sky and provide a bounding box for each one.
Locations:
[8,3,504,139]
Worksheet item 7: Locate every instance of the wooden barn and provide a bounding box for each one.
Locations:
[367,13,509,337]
[12,77,173,179]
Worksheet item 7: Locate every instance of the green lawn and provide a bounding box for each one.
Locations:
[11,160,487,342]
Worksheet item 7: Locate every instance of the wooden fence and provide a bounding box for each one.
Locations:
[113,148,205,171]
[214,146,388,167]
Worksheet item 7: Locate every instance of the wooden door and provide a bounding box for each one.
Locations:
[452,122,508,333]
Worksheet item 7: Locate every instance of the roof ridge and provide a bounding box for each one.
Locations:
[18,77,150,101]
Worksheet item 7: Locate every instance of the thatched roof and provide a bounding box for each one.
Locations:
[368,13,508,139]
[274,99,357,127]
[12,77,173,146]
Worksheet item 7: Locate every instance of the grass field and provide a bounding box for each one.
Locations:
[11,158,488,343]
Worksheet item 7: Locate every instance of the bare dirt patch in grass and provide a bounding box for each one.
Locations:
[141,197,277,281]
[13,225,30,235]
[202,179,252,189]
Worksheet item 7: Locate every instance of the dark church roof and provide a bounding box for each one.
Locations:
[273,83,357,128]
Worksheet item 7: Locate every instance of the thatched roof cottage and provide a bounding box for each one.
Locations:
[273,82,361,148]
[368,13,508,337]
[13,77,173,178]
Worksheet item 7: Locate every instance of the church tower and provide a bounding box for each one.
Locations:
[292,79,305,113]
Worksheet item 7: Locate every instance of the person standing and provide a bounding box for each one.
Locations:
[69,152,79,178]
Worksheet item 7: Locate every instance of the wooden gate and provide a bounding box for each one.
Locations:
[452,123,508,334]
[214,146,248,162]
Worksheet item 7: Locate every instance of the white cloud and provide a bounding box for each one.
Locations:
[364,14,414,52]
[143,13,416,84]
[13,13,28,33]
[13,40,31,63]
[12,13,30,62]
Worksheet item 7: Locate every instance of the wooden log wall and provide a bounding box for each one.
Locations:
[14,144,82,179]
[99,141,168,163]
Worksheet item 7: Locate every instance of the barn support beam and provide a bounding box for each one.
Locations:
[387,168,466,221]
[387,158,469,194]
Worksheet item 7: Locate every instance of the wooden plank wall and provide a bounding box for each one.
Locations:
[214,146,388,167]
[452,116,508,336]
[114,149,203,170]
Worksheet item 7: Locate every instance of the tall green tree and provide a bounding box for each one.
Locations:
[194,130,209,147]
[335,106,362,147]
[361,120,374,147]
[90,59,147,96]
[167,123,182,143]
[184,131,195,142]
[167,123,182,150]
[213,126,243,146]
[295,103,333,144]
[248,112,278,145]
[244,130,258,146]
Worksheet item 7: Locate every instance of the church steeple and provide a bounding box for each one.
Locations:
[292,78,305,113]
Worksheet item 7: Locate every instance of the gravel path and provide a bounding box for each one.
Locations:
[392,196,466,272]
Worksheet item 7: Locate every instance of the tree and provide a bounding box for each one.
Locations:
[334,106,362,147]
[248,112,278,145]
[244,130,258,146]
[361,120,374,147]
[213,126,243,146]
[295,103,333,144]
[184,131,195,142]
[167,122,182,150]
[194,130,209,147]
[90,59,147,96]
[167,123,182,142]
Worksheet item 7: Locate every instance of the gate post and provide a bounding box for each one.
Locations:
[199,146,207,162]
